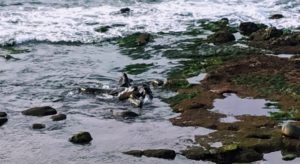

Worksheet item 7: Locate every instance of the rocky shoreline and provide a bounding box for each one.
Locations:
[1,14,300,163]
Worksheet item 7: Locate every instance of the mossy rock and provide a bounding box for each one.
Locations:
[282,154,296,161]
[117,33,152,48]
[201,18,237,33]
[22,106,57,117]
[69,132,93,144]
[143,149,176,160]
[124,149,176,160]
[122,63,154,75]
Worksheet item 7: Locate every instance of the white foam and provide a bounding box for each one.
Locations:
[0,0,299,44]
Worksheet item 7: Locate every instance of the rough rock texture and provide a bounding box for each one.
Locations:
[239,22,259,35]
[165,54,300,163]
[69,132,93,144]
[22,106,57,117]
[124,149,176,160]
[32,123,46,129]
[208,30,235,44]
[51,114,67,121]
[269,14,284,19]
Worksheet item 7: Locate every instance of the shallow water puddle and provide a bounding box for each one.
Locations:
[219,116,240,123]
[213,93,279,116]
[262,151,300,164]
[267,54,295,59]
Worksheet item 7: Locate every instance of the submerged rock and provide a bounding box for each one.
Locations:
[51,114,67,121]
[32,123,46,129]
[79,87,111,95]
[137,33,151,46]
[124,149,176,160]
[143,149,176,159]
[22,106,57,117]
[0,112,7,117]
[239,22,259,35]
[282,154,297,161]
[0,118,8,126]
[95,26,111,33]
[69,132,93,144]
[269,14,284,19]
[111,110,139,118]
[208,30,235,44]
[120,8,131,14]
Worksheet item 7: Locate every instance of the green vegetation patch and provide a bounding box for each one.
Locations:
[233,74,300,100]
[269,111,296,120]
[200,19,238,33]
[122,63,154,75]
[165,92,198,106]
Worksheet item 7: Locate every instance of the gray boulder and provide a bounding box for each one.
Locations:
[22,106,57,117]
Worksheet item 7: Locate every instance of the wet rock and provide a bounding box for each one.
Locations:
[239,22,259,35]
[270,33,300,46]
[0,118,8,126]
[123,150,143,157]
[151,79,164,87]
[117,32,151,47]
[137,33,151,46]
[22,106,57,117]
[51,114,67,121]
[282,154,297,161]
[95,26,111,33]
[143,149,176,160]
[69,132,93,144]
[250,27,283,41]
[120,8,131,14]
[79,87,111,95]
[282,123,300,139]
[208,30,235,44]
[0,112,7,117]
[32,123,46,129]
[269,14,284,19]
[0,54,19,61]
[112,110,139,118]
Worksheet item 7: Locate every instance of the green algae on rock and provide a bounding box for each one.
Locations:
[162,54,300,163]
[124,149,176,160]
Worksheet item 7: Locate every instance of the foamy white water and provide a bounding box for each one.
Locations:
[0,0,299,45]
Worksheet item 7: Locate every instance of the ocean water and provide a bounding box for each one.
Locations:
[0,0,299,45]
[0,0,299,164]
